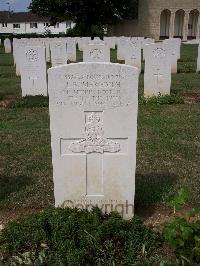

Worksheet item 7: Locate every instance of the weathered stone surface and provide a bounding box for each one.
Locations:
[77,37,91,51]
[66,38,76,62]
[117,37,128,60]
[163,38,181,73]
[4,38,12,53]
[50,40,68,66]
[144,43,171,96]
[124,38,142,73]
[48,62,139,219]
[104,37,116,49]
[83,44,110,62]
[21,46,47,96]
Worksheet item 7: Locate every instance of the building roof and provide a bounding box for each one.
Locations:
[0,11,50,23]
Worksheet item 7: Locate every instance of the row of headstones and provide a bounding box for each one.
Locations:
[0,37,195,218]
[4,36,198,98]
[2,36,138,218]
[3,36,138,218]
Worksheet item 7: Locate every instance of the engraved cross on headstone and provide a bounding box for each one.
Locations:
[62,111,128,197]
[29,76,38,90]
[154,68,163,91]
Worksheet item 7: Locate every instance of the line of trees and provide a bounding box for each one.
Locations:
[29,0,138,37]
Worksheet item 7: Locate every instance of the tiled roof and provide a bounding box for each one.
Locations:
[0,11,50,23]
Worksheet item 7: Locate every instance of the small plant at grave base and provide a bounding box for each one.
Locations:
[166,187,191,214]
[163,208,200,266]
[0,207,162,266]
[139,94,184,106]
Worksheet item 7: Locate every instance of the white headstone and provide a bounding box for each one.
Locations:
[124,38,142,73]
[50,40,68,66]
[48,62,139,219]
[44,38,51,63]
[142,38,155,61]
[83,44,110,62]
[37,38,51,63]
[78,37,91,51]
[4,38,12,53]
[117,37,128,60]
[163,38,181,73]
[15,39,29,76]
[92,37,102,43]
[12,38,18,65]
[21,46,47,96]
[144,44,171,97]
[197,44,200,72]
[142,38,155,49]
[104,37,116,49]
[66,38,76,62]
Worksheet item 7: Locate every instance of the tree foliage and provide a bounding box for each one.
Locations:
[29,0,138,36]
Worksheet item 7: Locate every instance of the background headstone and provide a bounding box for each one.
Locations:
[117,37,128,60]
[144,43,171,96]
[66,38,77,62]
[14,39,29,76]
[83,44,110,62]
[21,46,47,96]
[104,37,116,49]
[78,37,91,51]
[142,38,155,61]
[163,38,181,73]
[124,38,142,73]
[50,40,68,67]
[4,38,12,53]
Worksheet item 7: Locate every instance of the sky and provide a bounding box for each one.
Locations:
[0,0,31,12]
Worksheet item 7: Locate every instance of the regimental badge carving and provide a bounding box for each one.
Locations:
[130,40,137,48]
[26,49,39,62]
[153,48,166,59]
[55,43,62,48]
[90,49,102,59]
[69,112,120,154]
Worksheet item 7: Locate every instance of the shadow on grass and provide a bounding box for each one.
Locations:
[0,175,33,201]
[135,172,177,211]
[11,96,49,108]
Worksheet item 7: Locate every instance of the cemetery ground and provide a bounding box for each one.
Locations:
[0,44,199,264]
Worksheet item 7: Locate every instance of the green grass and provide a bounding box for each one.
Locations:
[0,46,21,98]
[0,107,53,208]
[0,208,162,265]
[136,104,200,206]
[0,44,199,212]
[177,44,198,73]
[171,73,200,94]
[179,44,198,62]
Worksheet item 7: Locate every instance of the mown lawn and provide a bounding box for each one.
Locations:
[0,44,199,214]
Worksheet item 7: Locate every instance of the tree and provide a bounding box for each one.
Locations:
[29,0,138,37]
